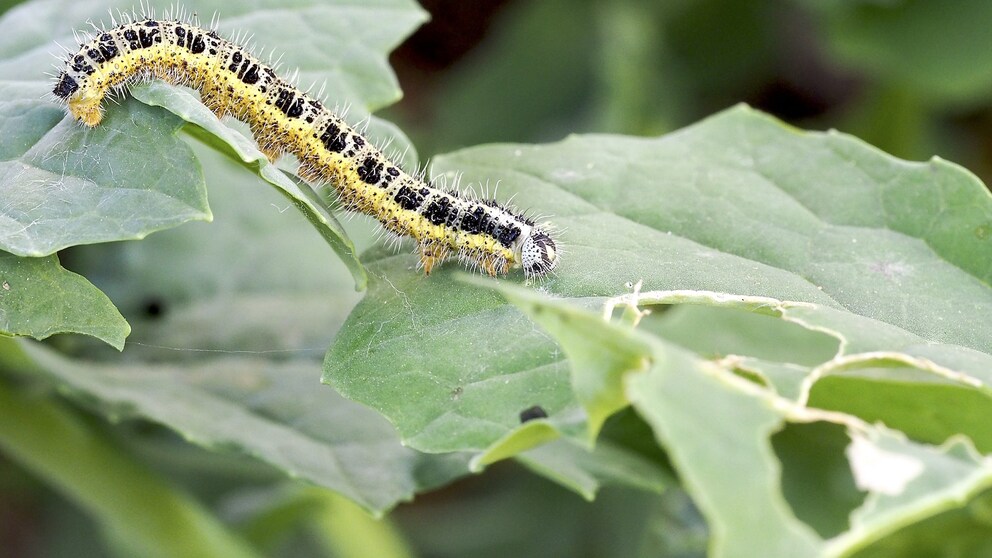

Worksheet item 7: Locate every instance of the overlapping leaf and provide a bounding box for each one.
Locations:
[487,281,992,557]
[321,105,992,549]
[325,105,992,455]
[0,0,429,345]
[0,250,127,348]
[8,138,471,515]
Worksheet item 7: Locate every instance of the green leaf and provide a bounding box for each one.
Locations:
[19,341,469,515]
[625,347,824,556]
[842,488,992,557]
[132,81,367,291]
[828,430,992,555]
[488,285,992,556]
[10,141,470,515]
[325,105,992,459]
[640,304,839,366]
[806,356,992,453]
[606,291,992,460]
[0,81,210,256]
[0,0,425,112]
[62,140,364,325]
[490,277,656,445]
[325,263,578,453]
[0,0,427,288]
[479,284,822,555]
[0,250,128,349]
[517,437,670,501]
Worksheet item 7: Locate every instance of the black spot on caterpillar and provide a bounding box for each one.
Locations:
[52,14,559,279]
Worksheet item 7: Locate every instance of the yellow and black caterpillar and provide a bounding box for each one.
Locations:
[53,15,559,278]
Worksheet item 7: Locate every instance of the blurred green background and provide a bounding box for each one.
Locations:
[6,0,992,556]
[387,0,992,184]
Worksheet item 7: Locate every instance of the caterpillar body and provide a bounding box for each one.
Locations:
[52,15,559,278]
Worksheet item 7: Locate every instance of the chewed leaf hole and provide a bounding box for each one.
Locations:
[770,421,866,539]
[808,371,992,453]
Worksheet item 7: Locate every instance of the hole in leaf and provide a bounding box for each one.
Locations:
[600,408,675,473]
[771,421,866,538]
[808,370,992,453]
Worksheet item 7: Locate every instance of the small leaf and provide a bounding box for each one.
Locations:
[626,351,824,557]
[0,82,210,256]
[517,437,670,501]
[0,250,128,349]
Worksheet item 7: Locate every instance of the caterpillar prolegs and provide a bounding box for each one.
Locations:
[52,15,559,278]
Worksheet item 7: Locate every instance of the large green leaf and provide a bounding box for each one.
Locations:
[324,105,992,457]
[15,340,470,515]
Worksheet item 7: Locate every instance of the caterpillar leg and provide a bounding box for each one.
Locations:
[68,94,104,127]
[250,135,282,162]
[260,145,282,162]
[479,254,509,277]
[247,121,284,162]
[418,242,451,276]
[199,89,231,120]
[297,159,321,182]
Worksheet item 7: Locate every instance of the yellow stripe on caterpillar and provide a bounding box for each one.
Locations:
[53,15,559,279]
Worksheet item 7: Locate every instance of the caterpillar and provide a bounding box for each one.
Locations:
[51,14,559,279]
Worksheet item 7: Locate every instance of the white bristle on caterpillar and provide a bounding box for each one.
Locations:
[51,11,559,279]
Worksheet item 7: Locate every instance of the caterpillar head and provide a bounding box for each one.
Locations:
[520,227,558,278]
[53,71,103,126]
